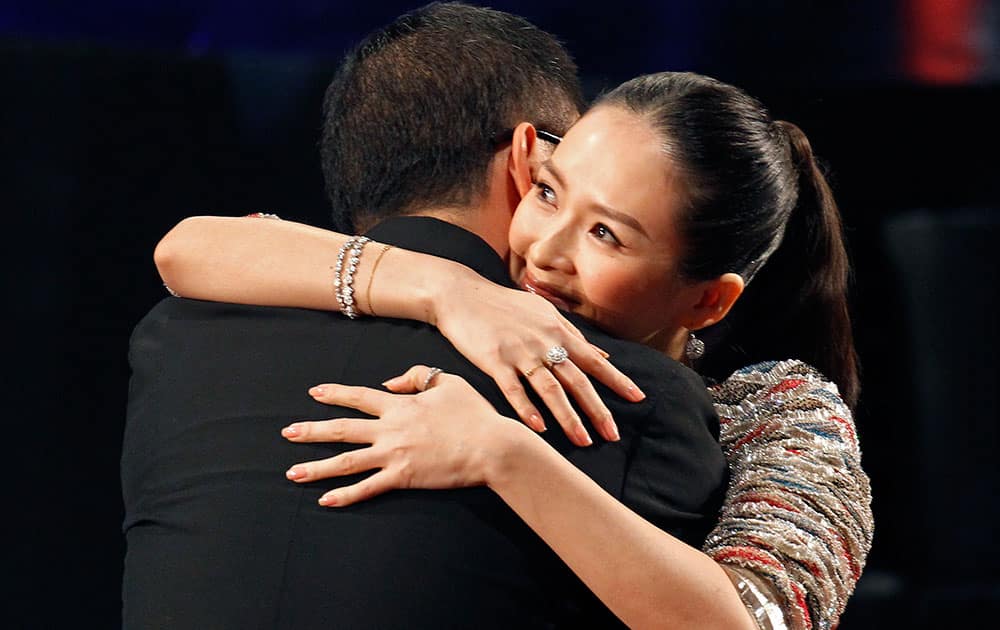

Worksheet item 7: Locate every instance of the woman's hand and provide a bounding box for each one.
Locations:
[282,366,533,507]
[431,267,643,446]
[155,216,638,447]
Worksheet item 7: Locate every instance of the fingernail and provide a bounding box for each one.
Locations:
[576,424,593,447]
[309,386,325,396]
[286,467,304,480]
[319,494,337,507]
[596,348,610,359]
[607,419,621,442]
[382,376,404,389]
[627,384,646,401]
[530,413,547,432]
[282,425,299,437]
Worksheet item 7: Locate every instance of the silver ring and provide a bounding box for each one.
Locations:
[422,367,443,391]
[544,345,569,368]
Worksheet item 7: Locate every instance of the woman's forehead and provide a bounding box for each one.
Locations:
[549,107,685,238]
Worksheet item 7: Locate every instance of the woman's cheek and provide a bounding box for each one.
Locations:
[582,264,638,315]
[507,252,526,285]
[508,205,541,258]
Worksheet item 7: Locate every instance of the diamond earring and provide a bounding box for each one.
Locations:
[685,332,705,361]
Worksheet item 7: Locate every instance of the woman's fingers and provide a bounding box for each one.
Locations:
[524,367,592,446]
[387,364,548,433]
[319,470,397,507]
[308,383,393,415]
[549,361,620,442]
[492,369,547,433]
[562,335,645,403]
[555,312,589,342]
[282,418,377,444]
[382,364,445,394]
[285,445,383,482]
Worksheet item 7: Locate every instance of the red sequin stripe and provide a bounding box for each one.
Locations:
[744,534,775,552]
[732,492,799,513]
[829,415,856,441]
[830,528,861,581]
[790,582,813,630]
[713,546,785,571]
[734,422,770,449]
[767,378,805,395]
[802,558,825,580]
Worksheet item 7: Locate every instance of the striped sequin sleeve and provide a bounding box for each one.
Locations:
[703,360,874,630]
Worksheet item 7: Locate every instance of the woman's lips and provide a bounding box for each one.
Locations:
[520,272,576,311]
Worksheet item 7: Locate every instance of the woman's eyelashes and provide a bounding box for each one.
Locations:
[591,223,622,246]
[533,182,623,247]
[535,181,557,205]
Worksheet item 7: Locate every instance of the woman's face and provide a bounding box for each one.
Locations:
[509,105,698,353]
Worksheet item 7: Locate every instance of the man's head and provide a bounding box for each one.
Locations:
[320,2,584,234]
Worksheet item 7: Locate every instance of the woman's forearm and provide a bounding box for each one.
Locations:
[484,427,757,630]
[154,215,467,323]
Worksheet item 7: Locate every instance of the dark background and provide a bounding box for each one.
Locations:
[5,1,998,627]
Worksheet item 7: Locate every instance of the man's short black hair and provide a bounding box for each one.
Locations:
[320,2,584,231]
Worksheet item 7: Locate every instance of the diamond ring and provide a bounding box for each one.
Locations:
[544,345,569,368]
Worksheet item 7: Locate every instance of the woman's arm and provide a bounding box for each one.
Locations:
[155,215,436,316]
[706,360,874,630]
[154,215,642,444]
[284,367,758,630]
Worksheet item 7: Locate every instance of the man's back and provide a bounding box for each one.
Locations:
[122,218,727,628]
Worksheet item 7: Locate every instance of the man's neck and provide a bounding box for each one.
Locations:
[401,151,515,260]
[409,203,510,261]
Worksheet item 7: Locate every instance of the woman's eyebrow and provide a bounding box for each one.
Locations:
[542,160,647,236]
[594,204,646,236]
[539,159,565,188]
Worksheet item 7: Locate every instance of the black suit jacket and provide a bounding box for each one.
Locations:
[121,216,727,629]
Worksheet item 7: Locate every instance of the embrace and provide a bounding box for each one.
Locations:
[122,3,873,629]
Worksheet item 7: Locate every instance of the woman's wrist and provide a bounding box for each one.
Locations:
[423,261,482,328]
[353,246,471,325]
[481,419,543,491]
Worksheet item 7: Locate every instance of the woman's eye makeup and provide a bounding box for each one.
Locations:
[591,223,621,245]
[535,182,557,205]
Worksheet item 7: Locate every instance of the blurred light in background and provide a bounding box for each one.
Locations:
[2,1,997,86]
[904,0,998,83]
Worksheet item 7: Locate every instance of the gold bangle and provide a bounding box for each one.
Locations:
[365,244,393,316]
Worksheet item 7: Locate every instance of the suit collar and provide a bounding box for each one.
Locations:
[364,216,513,287]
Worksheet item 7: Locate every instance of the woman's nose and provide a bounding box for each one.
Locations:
[531,221,576,273]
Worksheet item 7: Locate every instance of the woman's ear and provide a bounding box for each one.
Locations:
[687,273,745,330]
[508,122,538,198]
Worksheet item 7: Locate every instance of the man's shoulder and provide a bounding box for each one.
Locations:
[128,297,348,368]
[133,297,338,336]
[138,296,335,323]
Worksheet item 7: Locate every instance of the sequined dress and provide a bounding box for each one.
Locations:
[704,360,874,630]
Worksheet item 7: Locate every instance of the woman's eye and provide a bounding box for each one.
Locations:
[591,223,620,245]
[535,182,556,205]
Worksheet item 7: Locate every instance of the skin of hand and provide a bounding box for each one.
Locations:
[431,264,646,445]
[283,365,758,630]
[155,215,644,445]
[282,366,531,505]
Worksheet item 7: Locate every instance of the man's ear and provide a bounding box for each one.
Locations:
[686,273,745,330]
[508,122,538,198]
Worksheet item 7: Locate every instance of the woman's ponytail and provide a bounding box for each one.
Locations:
[706,121,860,408]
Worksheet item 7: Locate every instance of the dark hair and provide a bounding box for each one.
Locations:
[597,72,860,409]
[320,2,584,232]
